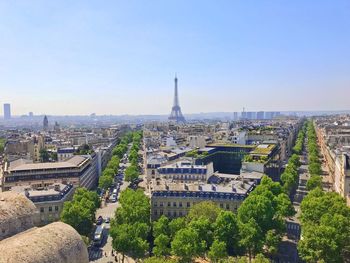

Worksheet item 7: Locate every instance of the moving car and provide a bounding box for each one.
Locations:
[96,216,103,225]
[93,225,106,247]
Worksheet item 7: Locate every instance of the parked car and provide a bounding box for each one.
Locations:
[111,194,117,202]
[96,216,103,225]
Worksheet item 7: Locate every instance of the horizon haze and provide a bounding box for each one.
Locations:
[1,0,350,116]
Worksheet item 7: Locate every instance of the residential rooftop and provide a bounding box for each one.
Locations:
[5,155,89,172]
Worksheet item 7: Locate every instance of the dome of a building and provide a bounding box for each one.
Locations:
[0,222,89,263]
[0,191,38,240]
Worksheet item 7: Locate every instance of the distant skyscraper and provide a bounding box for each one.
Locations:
[169,75,185,123]
[246,112,255,120]
[265,112,275,119]
[54,121,60,132]
[3,103,11,120]
[241,107,246,120]
[233,112,238,121]
[257,111,264,120]
[43,115,49,131]
[29,112,33,117]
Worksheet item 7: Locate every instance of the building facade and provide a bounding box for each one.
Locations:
[157,160,214,183]
[150,180,255,220]
[11,183,74,225]
[3,103,11,120]
[1,155,98,191]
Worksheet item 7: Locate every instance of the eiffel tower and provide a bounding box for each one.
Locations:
[168,75,185,123]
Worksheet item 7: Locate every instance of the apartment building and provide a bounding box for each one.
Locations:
[315,116,350,205]
[157,160,214,183]
[1,155,97,191]
[150,179,255,220]
[11,183,74,225]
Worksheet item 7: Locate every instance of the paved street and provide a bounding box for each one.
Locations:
[89,183,130,263]
[89,145,135,263]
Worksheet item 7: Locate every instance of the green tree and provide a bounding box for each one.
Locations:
[185,150,198,158]
[239,219,263,263]
[153,215,170,238]
[208,240,228,263]
[0,138,5,153]
[306,175,322,191]
[187,201,221,224]
[309,162,321,176]
[169,217,186,238]
[214,210,239,255]
[274,193,296,218]
[103,168,115,178]
[60,200,94,236]
[254,254,270,263]
[298,188,350,262]
[237,194,274,234]
[289,154,301,167]
[39,149,50,162]
[107,156,120,173]
[188,218,214,249]
[124,165,139,182]
[171,227,206,262]
[77,144,92,155]
[72,187,100,209]
[264,229,280,255]
[99,174,113,190]
[153,234,171,257]
[143,257,177,263]
[115,189,150,225]
[111,222,149,263]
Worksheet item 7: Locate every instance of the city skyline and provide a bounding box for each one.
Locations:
[1,1,350,115]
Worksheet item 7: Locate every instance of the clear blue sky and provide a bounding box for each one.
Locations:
[0,0,349,115]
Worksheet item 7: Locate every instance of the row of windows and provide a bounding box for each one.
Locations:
[165,175,206,180]
[40,206,59,213]
[153,210,184,217]
[154,201,191,208]
[158,168,206,174]
[287,223,300,230]
[153,202,238,210]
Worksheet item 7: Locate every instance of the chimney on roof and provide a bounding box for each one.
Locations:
[232,185,236,192]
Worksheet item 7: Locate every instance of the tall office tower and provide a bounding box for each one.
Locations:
[246,112,255,120]
[169,75,185,123]
[43,115,49,131]
[29,112,33,117]
[265,112,277,119]
[257,111,265,120]
[3,103,11,120]
[241,107,246,120]
[233,112,238,120]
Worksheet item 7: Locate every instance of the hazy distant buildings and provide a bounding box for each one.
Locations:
[257,111,264,120]
[246,112,255,120]
[29,112,34,117]
[3,103,11,120]
[43,115,49,131]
